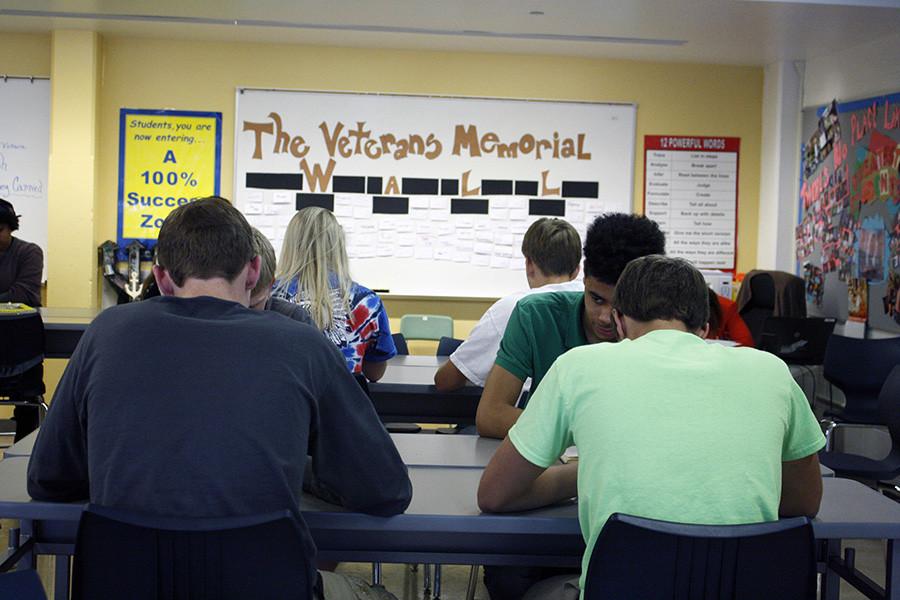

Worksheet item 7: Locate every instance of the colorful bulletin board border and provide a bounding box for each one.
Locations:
[117,108,222,254]
[643,135,741,272]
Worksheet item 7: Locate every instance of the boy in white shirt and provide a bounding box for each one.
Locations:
[434,218,582,391]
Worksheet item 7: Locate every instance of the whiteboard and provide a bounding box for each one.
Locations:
[234,89,635,297]
[0,78,50,281]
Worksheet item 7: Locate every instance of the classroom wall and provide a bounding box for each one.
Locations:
[0,32,50,75]
[92,36,764,283]
[4,33,766,306]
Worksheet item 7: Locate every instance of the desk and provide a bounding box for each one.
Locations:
[6,430,834,477]
[39,307,98,359]
[0,443,896,600]
[370,356,482,425]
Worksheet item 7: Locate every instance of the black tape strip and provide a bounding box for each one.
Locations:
[367,177,383,195]
[451,198,489,215]
[296,193,335,211]
[373,196,410,214]
[402,178,439,195]
[515,180,539,196]
[482,180,513,195]
[441,179,459,196]
[529,199,566,216]
[333,176,366,193]
[561,181,598,198]
[246,173,303,190]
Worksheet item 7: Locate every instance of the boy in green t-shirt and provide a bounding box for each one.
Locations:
[478,255,825,600]
[476,213,666,440]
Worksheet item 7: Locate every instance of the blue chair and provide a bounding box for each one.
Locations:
[392,332,409,356]
[72,505,313,600]
[584,514,816,600]
[822,335,900,425]
[436,336,463,357]
[820,365,900,482]
[0,569,47,600]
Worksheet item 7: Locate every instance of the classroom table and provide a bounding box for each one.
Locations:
[0,439,892,600]
[369,356,482,425]
[6,429,834,477]
[39,307,98,359]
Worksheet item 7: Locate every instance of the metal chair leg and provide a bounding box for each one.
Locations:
[372,562,382,586]
[465,565,479,600]
[423,564,431,596]
[432,564,442,600]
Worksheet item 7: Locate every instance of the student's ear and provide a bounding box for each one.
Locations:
[245,255,261,291]
[613,309,626,341]
[153,265,176,296]
[697,323,710,339]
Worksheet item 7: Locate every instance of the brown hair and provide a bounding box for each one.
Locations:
[613,255,709,331]
[155,197,254,286]
[520,218,581,277]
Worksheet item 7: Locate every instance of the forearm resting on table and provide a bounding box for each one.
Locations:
[779,453,823,517]
[476,365,525,439]
[434,359,469,392]
[478,439,577,513]
[362,358,387,382]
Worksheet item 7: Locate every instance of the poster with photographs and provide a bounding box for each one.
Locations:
[798,91,900,332]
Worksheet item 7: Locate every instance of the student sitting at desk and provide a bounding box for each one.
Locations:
[478,255,825,600]
[249,226,313,326]
[706,287,754,347]
[273,207,396,382]
[434,218,583,391]
[476,213,666,440]
[27,197,411,600]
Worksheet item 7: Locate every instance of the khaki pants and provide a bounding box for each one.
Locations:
[522,574,581,600]
[318,571,400,600]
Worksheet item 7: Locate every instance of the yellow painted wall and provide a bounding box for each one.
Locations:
[0,32,50,75]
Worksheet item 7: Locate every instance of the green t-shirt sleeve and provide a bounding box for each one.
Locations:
[494,302,533,382]
[782,378,826,462]
[508,359,573,469]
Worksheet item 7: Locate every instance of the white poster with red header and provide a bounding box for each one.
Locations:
[643,135,740,271]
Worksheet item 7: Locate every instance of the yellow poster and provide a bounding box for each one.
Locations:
[117,109,221,243]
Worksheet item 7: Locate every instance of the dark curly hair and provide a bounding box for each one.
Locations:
[0,199,20,231]
[583,213,666,284]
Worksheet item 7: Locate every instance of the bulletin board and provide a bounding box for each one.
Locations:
[0,77,50,280]
[234,89,636,298]
[797,92,900,332]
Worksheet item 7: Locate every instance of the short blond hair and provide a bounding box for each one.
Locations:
[250,227,276,299]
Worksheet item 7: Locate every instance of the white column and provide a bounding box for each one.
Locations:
[757,60,804,272]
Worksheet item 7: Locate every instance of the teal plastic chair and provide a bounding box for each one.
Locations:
[400,314,453,341]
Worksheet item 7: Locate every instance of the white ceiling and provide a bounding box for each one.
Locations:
[1,0,899,65]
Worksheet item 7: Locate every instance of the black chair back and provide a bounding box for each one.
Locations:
[0,569,47,600]
[0,310,45,398]
[880,366,900,446]
[436,337,463,356]
[392,333,409,356]
[823,335,900,423]
[584,514,815,600]
[740,274,775,347]
[759,317,835,365]
[73,505,313,600]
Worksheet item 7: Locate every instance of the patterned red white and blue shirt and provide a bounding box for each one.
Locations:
[274,278,396,374]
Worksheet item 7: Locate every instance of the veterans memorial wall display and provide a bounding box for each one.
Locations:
[234,89,636,297]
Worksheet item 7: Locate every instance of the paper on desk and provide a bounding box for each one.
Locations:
[560,446,578,464]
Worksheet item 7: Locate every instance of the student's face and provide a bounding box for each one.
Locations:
[582,275,617,343]
[0,224,11,250]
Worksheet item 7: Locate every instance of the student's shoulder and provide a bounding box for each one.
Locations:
[514,290,582,315]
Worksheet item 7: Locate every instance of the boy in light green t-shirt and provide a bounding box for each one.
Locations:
[478,255,825,600]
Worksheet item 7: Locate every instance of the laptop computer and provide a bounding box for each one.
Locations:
[759,317,836,365]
